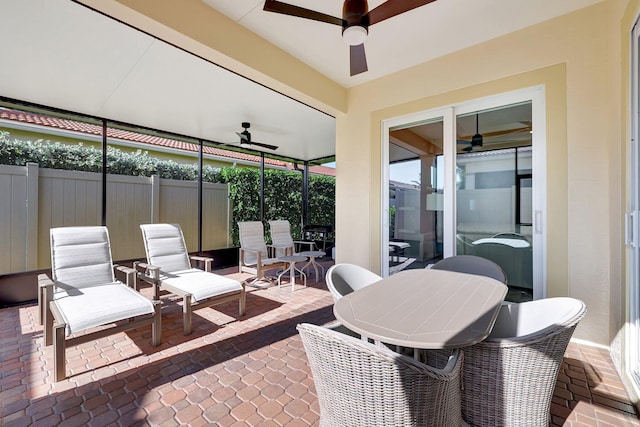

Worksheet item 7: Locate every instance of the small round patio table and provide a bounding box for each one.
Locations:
[299,250,326,282]
[277,255,308,290]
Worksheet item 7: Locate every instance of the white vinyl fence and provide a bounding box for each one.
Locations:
[0,163,231,274]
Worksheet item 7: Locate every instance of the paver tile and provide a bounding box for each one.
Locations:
[1,261,638,426]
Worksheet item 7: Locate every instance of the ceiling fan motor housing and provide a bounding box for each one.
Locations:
[471,133,483,147]
[342,0,369,42]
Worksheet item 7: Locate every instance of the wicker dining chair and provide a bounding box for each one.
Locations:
[460,297,587,426]
[297,322,466,427]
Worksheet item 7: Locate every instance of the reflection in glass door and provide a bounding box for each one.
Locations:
[455,103,533,302]
[388,117,444,273]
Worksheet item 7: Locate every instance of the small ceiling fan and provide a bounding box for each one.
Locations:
[457,114,483,152]
[263,0,437,76]
[457,115,533,152]
[234,122,278,150]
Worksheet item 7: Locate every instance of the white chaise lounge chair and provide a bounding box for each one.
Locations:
[137,223,245,335]
[39,226,161,381]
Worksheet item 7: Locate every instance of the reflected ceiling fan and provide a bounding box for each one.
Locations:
[456,116,533,152]
[234,122,279,150]
[458,114,483,152]
[263,0,438,76]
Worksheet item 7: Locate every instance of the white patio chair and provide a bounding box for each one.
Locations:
[268,219,316,257]
[430,254,508,284]
[136,223,245,335]
[39,226,161,382]
[238,221,287,284]
[297,322,466,427]
[325,263,382,302]
[461,297,587,426]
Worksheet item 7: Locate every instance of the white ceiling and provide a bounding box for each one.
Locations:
[202,0,604,87]
[0,0,602,163]
[0,0,336,162]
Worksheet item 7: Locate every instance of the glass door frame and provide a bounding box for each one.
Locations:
[627,16,640,394]
[381,107,455,275]
[381,87,547,300]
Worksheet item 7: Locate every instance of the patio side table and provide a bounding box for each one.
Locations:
[299,250,326,281]
[277,255,308,291]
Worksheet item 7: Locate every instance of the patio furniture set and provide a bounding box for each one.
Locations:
[238,220,326,289]
[38,223,246,381]
[36,221,586,426]
[308,258,587,426]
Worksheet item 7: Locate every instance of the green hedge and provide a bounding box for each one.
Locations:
[0,131,335,246]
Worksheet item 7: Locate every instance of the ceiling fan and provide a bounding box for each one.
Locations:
[458,114,483,152]
[234,122,279,150]
[263,0,437,76]
[457,115,533,152]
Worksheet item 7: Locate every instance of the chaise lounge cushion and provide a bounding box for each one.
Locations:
[53,282,156,335]
[158,268,243,303]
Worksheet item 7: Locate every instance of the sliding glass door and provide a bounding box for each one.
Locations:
[455,103,534,301]
[382,88,545,302]
[627,17,640,396]
[387,117,446,273]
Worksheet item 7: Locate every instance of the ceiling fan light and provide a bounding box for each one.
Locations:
[342,25,367,46]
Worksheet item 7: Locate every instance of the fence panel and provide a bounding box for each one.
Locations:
[0,165,28,273]
[106,174,154,261]
[203,182,231,250]
[38,168,103,269]
[0,164,230,274]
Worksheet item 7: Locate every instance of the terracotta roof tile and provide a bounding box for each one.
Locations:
[0,108,334,176]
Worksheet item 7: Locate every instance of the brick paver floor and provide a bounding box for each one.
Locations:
[1,260,639,426]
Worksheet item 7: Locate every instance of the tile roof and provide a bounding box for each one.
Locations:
[0,108,335,177]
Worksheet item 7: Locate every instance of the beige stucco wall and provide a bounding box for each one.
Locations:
[336,1,625,347]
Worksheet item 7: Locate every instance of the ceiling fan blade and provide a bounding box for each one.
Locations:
[366,0,437,25]
[252,141,279,150]
[457,139,471,145]
[350,44,368,76]
[235,131,249,142]
[263,0,343,26]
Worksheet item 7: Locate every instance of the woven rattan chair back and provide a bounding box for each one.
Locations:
[461,297,586,426]
[298,323,466,427]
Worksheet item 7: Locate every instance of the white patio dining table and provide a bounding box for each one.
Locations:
[333,269,508,349]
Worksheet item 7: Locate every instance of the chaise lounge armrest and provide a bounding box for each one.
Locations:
[38,274,55,326]
[189,255,213,272]
[114,264,137,289]
[133,261,162,300]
